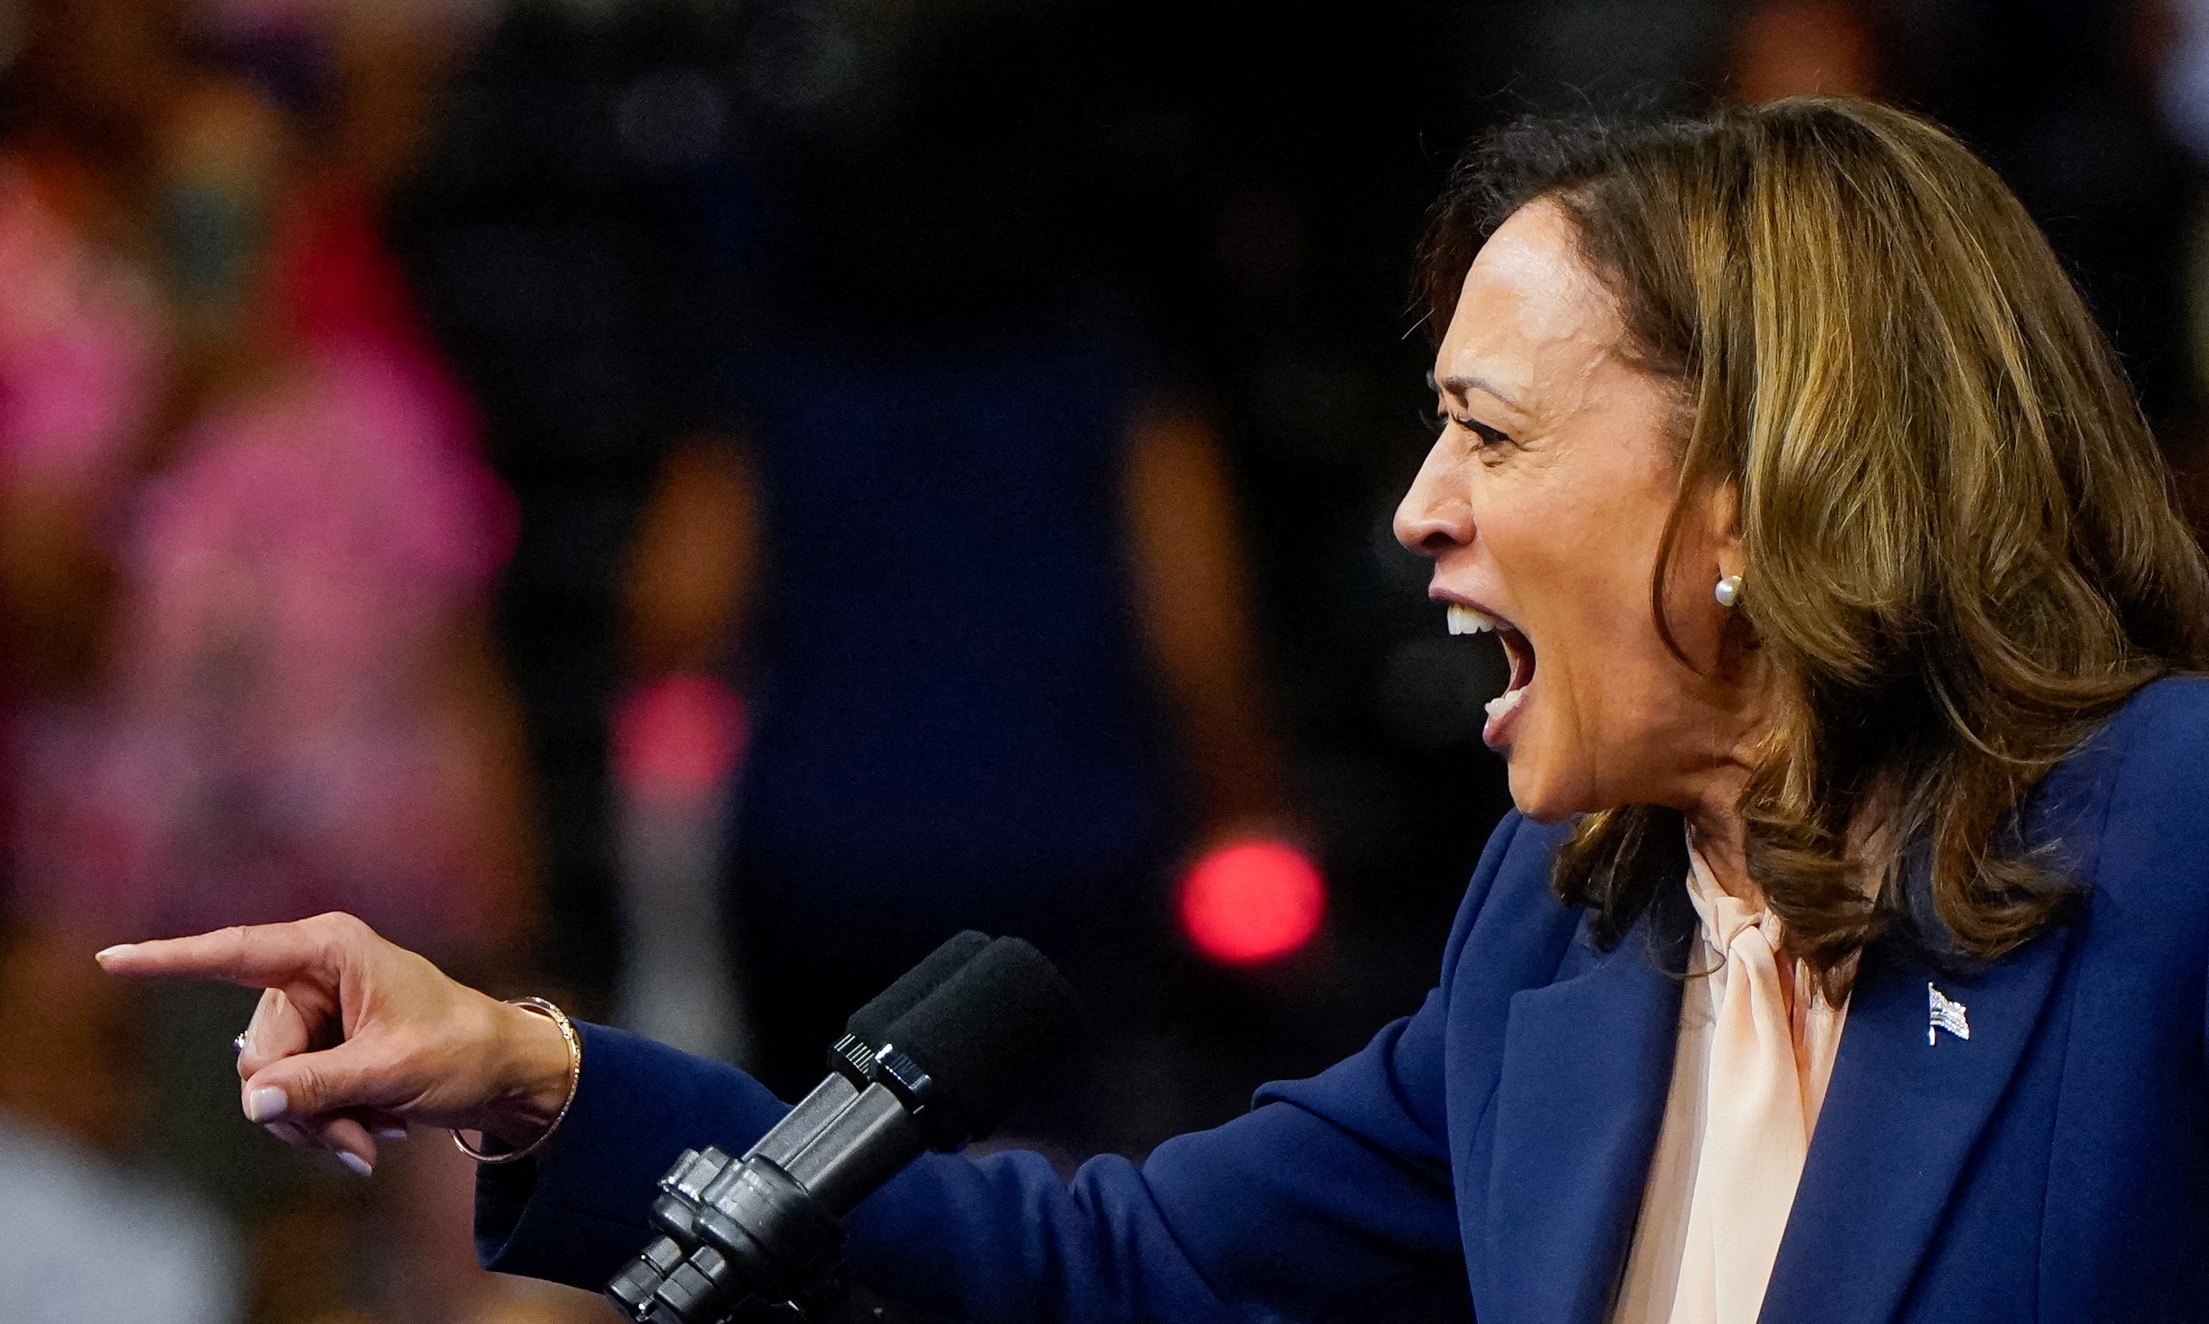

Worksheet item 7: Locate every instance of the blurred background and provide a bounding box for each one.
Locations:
[0,0,2205,1319]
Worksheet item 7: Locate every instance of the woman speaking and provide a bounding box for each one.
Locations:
[101,98,2209,1322]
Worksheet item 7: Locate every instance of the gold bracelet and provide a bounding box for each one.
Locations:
[453,997,582,1165]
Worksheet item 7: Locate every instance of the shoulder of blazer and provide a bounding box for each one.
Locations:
[2038,676,2209,861]
[2092,674,2209,782]
[2059,674,2209,923]
[1886,675,2209,970]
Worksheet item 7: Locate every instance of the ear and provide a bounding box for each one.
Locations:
[1702,476,1745,579]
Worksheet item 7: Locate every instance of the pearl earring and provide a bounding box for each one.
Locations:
[1714,574,1743,608]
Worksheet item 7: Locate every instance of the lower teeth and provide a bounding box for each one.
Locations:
[1485,686,1526,720]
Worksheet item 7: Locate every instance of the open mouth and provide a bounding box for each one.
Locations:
[1446,604,1537,743]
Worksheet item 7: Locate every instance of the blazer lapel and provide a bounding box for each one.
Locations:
[1760,734,2113,1324]
[1757,920,2075,1322]
[1483,915,1685,1324]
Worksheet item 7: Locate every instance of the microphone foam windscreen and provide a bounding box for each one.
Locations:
[882,936,1084,1141]
[846,930,992,1048]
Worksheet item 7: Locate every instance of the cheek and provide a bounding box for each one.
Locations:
[1502,498,1682,794]
[1513,609,1684,816]
[1528,595,1630,724]
[1549,597,1677,732]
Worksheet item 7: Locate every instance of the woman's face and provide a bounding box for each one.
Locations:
[1395,200,1756,823]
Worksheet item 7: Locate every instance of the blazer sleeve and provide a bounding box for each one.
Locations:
[478,815,1535,1323]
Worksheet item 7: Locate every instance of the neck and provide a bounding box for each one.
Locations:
[1678,721,1760,902]
[1684,800,1757,903]
[1672,648,1772,902]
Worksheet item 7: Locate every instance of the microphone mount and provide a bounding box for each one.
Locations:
[604,934,1080,1324]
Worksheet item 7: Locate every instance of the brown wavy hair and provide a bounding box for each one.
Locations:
[1416,98,2209,989]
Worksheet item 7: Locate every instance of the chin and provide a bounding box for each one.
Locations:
[1506,794,1581,826]
[1501,733,1611,824]
[1502,757,1580,825]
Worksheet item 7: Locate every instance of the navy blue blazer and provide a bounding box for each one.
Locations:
[479,677,2209,1322]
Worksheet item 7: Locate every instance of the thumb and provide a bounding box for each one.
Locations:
[241,1037,393,1125]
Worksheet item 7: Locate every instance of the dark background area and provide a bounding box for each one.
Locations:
[2,1,2205,1320]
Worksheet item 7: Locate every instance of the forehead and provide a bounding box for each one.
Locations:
[1433,201,1623,406]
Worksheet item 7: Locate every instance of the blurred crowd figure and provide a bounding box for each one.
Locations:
[0,0,597,1320]
[394,0,1298,1145]
[0,0,2205,1321]
[621,358,1291,1134]
[0,0,526,966]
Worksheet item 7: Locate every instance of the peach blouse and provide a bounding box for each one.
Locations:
[1610,841,1851,1324]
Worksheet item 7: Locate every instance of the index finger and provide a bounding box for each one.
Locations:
[95,919,337,988]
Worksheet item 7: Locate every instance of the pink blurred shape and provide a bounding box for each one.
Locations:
[612,674,748,801]
[1177,838,1326,966]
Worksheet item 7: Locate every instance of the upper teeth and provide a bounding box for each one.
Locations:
[1447,605,1498,636]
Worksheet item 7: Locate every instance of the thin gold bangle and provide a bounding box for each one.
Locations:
[453,997,582,1165]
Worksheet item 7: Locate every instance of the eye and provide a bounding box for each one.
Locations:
[1448,414,1515,450]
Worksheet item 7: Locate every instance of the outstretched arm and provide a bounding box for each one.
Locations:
[471,997,1470,1324]
[96,814,1540,1320]
[101,915,1467,1321]
[482,821,1546,1323]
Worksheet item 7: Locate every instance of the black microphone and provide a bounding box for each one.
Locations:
[606,933,1081,1323]
[610,930,995,1319]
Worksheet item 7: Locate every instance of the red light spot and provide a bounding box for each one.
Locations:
[1177,839,1326,966]
[613,674,748,800]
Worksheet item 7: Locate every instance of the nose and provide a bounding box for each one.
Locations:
[1393,438,1473,559]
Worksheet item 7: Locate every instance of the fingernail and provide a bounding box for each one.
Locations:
[371,1124,408,1142]
[245,1087,289,1122]
[335,1150,373,1179]
[94,945,133,963]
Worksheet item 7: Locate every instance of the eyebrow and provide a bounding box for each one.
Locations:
[1426,372,1525,413]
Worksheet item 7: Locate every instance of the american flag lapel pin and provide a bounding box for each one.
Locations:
[1928,983,1970,1045]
